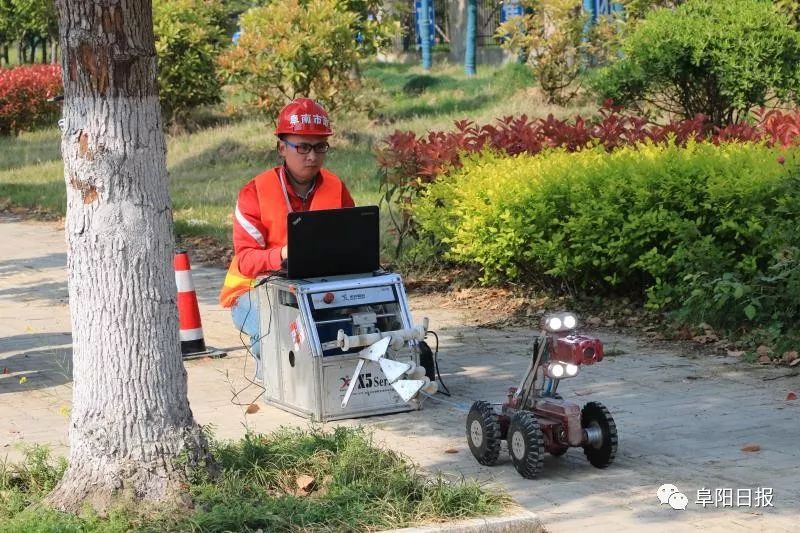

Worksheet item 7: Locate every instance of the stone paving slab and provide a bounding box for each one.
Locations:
[1,216,799,532]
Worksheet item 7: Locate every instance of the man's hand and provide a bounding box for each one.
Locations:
[281,245,288,260]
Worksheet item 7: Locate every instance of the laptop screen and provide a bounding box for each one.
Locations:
[286,206,380,279]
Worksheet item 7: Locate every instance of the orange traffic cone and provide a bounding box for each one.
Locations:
[174,250,226,360]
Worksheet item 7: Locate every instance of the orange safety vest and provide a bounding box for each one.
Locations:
[219,167,347,307]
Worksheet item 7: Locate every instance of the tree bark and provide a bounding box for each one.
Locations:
[46,0,211,514]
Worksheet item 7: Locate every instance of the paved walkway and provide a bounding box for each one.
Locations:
[1,216,798,532]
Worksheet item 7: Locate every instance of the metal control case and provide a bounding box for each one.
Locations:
[257,273,419,421]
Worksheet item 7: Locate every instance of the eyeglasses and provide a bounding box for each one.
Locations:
[282,139,330,154]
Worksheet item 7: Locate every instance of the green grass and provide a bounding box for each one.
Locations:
[0,427,508,532]
[365,61,535,121]
[0,60,593,257]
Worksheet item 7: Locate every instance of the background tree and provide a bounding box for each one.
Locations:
[465,0,476,76]
[419,0,432,69]
[592,0,800,125]
[218,0,395,118]
[12,0,58,62]
[217,0,253,34]
[496,0,594,105]
[152,0,226,124]
[46,0,210,513]
[0,0,58,64]
[342,0,396,56]
[0,0,14,65]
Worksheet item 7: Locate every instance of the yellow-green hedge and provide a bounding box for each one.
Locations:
[414,142,800,332]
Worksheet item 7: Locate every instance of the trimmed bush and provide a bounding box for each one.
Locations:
[621,0,686,21]
[591,0,800,125]
[378,107,800,190]
[377,107,800,255]
[414,142,800,334]
[0,64,61,135]
[217,0,395,118]
[153,0,226,123]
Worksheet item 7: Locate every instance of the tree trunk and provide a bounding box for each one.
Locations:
[419,0,432,70]
[41,38,47,63]
[464,0,476,76]
[46,0,211,514]
[29,35,37,63]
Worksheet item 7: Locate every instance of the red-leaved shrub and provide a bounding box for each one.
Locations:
[377,104,800,188]
[376,103,800,254]
[0,64,62,135]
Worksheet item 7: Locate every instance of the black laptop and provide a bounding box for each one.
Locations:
[286,206,380,279]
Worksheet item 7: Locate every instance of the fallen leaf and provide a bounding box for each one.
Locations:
[786,391,797,401]
[741,444,761,453]
[245,403,259,414]
[295,475,316,494]
[444,448,459,454]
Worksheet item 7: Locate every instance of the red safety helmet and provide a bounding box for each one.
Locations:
[274,98,333,137]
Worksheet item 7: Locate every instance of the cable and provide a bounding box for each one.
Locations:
[425,330,450,396]
[229,273,281,407]
[229,287,265,407]
[419,391,470,412]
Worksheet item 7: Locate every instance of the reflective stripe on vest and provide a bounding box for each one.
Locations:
[218,167,346,308]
